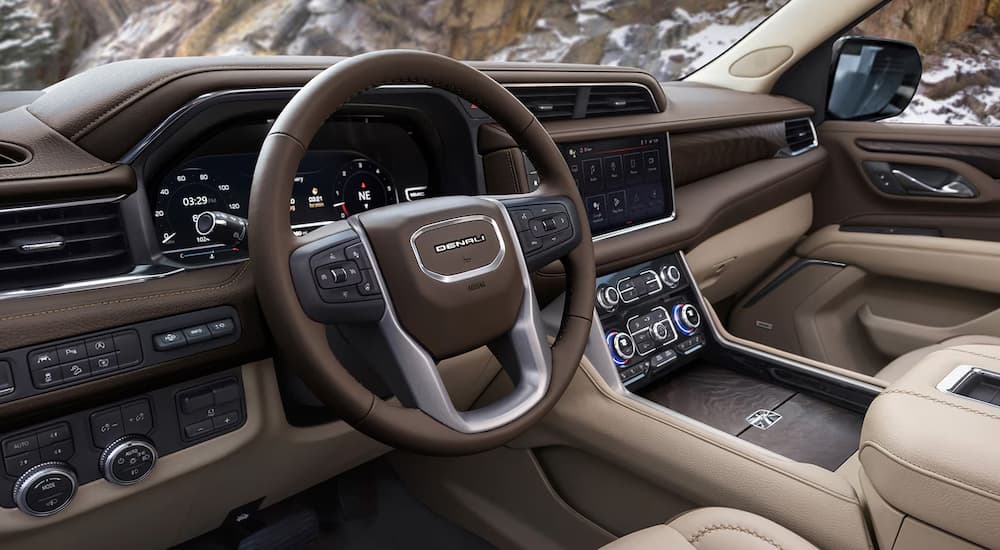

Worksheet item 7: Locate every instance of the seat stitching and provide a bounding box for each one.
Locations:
[877,389,1000,422]
[687,524,784,549]
[861,441,1000,502]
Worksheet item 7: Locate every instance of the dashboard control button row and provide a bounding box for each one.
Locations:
[91,399,154,449]
[28,330,142,389]
[3,423,74,477]
[176,378,244,441]
[100,437,158,486]
[153,318,237,352]
[13,462,77,517]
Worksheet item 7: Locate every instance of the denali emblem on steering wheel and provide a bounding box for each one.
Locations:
[434,233,487,253]
[410,215,505,283]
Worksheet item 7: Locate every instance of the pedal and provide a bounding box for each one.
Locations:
[236,507,319,550]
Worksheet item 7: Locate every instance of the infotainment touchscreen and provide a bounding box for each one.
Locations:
[560,134,674,236]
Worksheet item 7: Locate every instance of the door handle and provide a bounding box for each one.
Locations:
[890,169,976,198]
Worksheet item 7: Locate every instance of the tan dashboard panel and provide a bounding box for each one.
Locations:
[0,347,500,549]
[687,194,812,304]
[798,225,1000,294]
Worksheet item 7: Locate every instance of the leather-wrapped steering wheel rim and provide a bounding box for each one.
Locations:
[249,50,595,455]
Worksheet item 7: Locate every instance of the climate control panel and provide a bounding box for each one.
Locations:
[596,254,707,390]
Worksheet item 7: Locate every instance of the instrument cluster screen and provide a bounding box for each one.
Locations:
[561,134,674,236]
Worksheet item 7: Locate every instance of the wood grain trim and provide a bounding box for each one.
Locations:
[671,122,785,186]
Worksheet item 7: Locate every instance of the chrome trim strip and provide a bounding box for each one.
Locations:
[0,194,127,215]
[0,265,184,302]
[937,365,1000,411]
[409,214,506,284]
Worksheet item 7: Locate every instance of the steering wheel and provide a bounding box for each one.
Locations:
[249,50,596,455]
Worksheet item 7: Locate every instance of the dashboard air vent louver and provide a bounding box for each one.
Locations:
[0,143,30,167]
[509,87,579,120]
[0,202,132,292]
[783,118,817,155]
[585,86,657,117]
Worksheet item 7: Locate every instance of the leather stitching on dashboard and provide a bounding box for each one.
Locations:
[861,442,1000,502]
[687,524,784,549]
[504,149,521,193]
[0,262,249,322]
[576,361,862,505]
[29,64,332,141]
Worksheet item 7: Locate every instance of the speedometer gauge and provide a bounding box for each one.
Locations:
[333,159,396,218]
[154,164,247,264]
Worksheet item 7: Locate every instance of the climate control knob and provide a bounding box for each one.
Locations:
[13,462,77,517]
[660,265,682,287]
[101,436,158,486]
[596,284,621,312]
[606,332,636,366]
[651,320,673,343]
[673,303,702,335]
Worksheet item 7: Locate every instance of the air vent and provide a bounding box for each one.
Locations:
[0,202,132,292]
[0,143,30,167]
[509,87,579,120]
[782,118,817,156]
[585,86,657,117]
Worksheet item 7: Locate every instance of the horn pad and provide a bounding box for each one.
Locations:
[358,197,524,359]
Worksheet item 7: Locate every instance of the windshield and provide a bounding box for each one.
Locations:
[1,0,787,91]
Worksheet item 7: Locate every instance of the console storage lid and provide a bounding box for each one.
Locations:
[860,341,1000,548]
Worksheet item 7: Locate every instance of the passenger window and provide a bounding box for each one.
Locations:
[855,3,999,125]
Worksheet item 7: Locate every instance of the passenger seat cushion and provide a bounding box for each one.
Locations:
[875,336,1000,383]
[601,507,819,549]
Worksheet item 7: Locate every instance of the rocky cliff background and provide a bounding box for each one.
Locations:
[3,0,1000,125]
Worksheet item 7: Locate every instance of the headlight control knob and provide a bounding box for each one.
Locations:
[13,462,77,517]
[100,436,158,486]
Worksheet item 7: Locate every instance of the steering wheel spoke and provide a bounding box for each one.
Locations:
[498,194,583,271]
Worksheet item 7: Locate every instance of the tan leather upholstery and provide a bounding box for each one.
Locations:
[601,508,819,549]
[875,335,1000,382]
[862,342,1000,548]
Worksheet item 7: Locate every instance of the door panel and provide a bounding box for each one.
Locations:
[730,120,1000,378]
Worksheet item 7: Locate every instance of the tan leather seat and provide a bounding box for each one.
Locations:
[875,335,1000,383]
[600,507,818,550]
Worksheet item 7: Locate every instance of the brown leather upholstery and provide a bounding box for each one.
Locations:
[601,508,819,550]
[875,335,1000,383]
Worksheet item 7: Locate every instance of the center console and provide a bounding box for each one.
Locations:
[595,254,706,390]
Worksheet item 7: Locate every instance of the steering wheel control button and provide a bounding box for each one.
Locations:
[344,243,370,268]
[153,330,187,351]
[358,271,380,296]
[503,198,581,271]
[101,437,158,486]
[13,463,78,517]
[91,408,124,448]
[182,325,212,344]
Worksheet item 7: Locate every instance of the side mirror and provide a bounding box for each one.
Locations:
[827,37,922,121]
